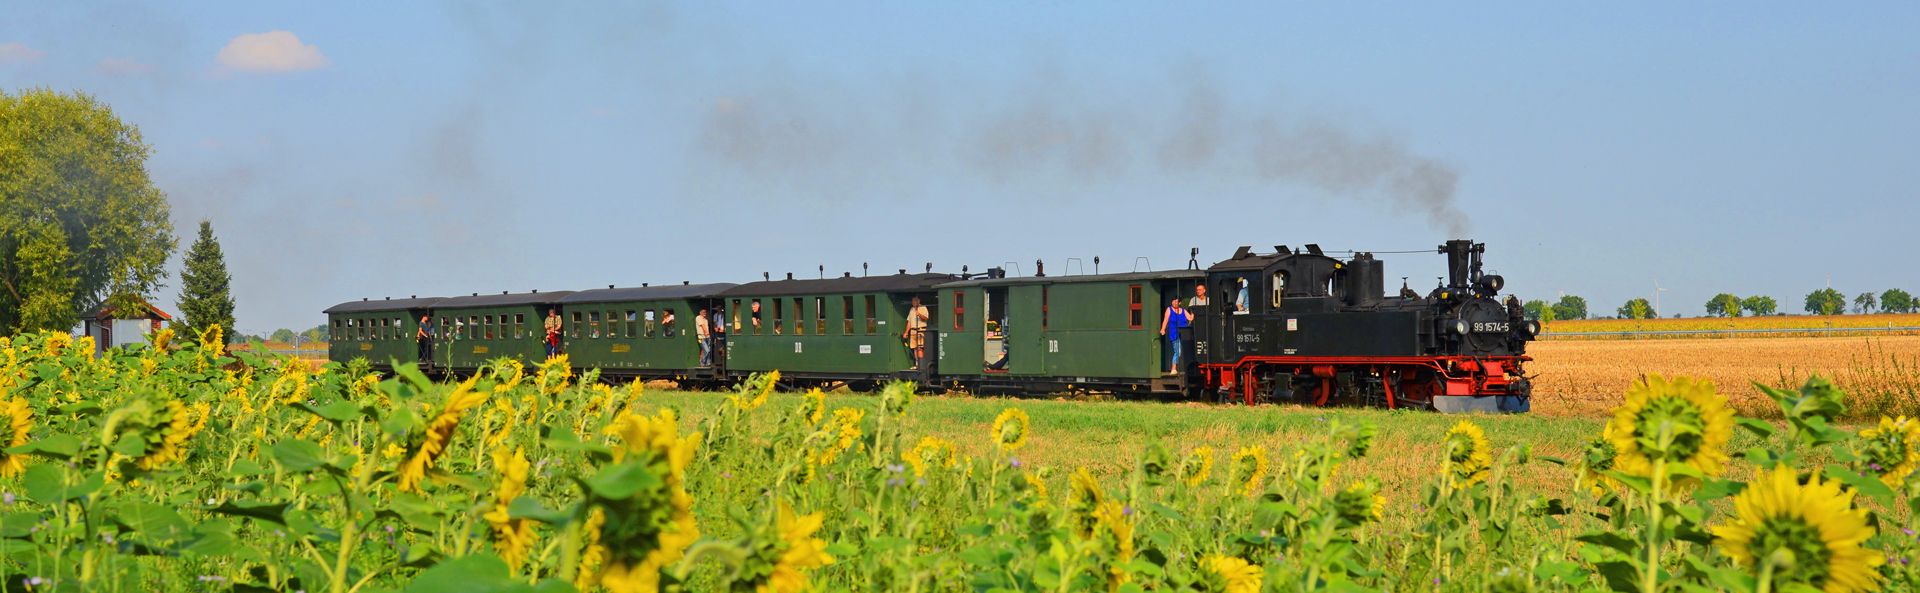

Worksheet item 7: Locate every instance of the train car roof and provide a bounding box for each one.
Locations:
[935,269,1204,288]
[720,273,957,297]
[1207,248,1342,272]
[559,283,739,304]
[434,290,576,309]
[323,296,446,314]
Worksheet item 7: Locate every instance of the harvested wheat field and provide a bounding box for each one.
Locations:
[1529,334,1920,418]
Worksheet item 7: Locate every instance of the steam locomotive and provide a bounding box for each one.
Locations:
[326,239,1535,412]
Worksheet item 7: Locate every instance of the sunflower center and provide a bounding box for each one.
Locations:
[1750,516,1832,588]
[1632,396,1707,461]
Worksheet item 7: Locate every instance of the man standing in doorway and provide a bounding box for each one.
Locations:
[543,308,563,358]
[903,296,930,370]
[416,315,433,364]
[695,307,713,367]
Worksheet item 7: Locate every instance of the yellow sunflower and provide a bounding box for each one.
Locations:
[904,436,959,478]
[1604,374,1734,486]
[1712,466,1882,593]
[536,354,572,395]
[1441,420,1493,491]
[992,408,1030,453]
[739,370,779,411]
[135,400,211,470]
[1232,446,1269,498]
[0,397,31,477]
[1333,481,1387,527]
[1066,467,1107,538]
[593,409,703,593]
[482,447,537,572]
[1200,555,1264,593]
[1181,446,1215,488]
[763,500,835,593]
[800,388,826,425]
[197,324,224,356]
[1855,415,1920,487]
[396,375,487,492]
[1576,430,1623,496]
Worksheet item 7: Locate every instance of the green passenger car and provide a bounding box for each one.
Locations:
[429,291,574,372]
[556,283,736,379]
[323,297,445,371]
[934,270,1203,392]
[718,273,954,382]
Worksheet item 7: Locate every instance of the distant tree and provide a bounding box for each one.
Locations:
[1704,293,1743,318]
[1882,289,1915,314]
[1618,298,1657,320]
[1522,299,1550,322]
[1741,295,1779,317]
[1805,288,1847,316]
[1853,292,1878,314]
[176,220,236,337]
[303,325,327,342]
[269,328,296,343]
[1,89,176,336]
[1550,295,1589,321]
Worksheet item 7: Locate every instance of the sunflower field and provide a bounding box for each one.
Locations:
[1,328,1919,593]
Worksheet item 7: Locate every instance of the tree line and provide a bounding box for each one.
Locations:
[1523,288,1916,321]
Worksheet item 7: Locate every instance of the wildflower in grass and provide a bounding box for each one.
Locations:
[1199,555,1264,593]
[536,354,572,396]
[1181,446,1215,487]
[1711,466,1882,593]
[482,447,536,572]
[135,400,211,470]
[1605,374,1734,485]
[396,375,487,492]
[1441,420,1492,491]
[1333,481,1386,527]
[0,398,30,477]
[904,436,959,478]
[992,408,1030,453]
[1855,415,1920,487]
[800,388,826,425]
[1232,446,1269,497]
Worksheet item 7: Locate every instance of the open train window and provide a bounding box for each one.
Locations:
[569,312,582,339]
[1042,286,1050,329]
[731,299,742,332]
[842,296,855,335]
[468,316,479,340]
[514,314,526,339]
[792,298,805,335]
[1128,284,1144,329]
[815,297,827,335]
[623,311,635,338]
[639,310,651,338]
[752,299,763,334]
[484,315,494,340]
[1271,272,1287,308]
[865,295,877,334]
[772,299,783,335]
[953,291,965,331]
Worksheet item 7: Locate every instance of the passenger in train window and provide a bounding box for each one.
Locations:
[1190,284,1210,307]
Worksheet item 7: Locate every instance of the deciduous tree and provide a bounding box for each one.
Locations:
[0,89,175,335]
[1740,295,1778,317]
[1881,289,1915,314]
[1804,288,1846,316]
[1705,293,1742,318]
[1853,292,1878,315]
[1550,295,1588,321]
[1617,298,1656,320]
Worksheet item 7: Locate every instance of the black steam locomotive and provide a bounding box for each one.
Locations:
[1190,240,1536,412]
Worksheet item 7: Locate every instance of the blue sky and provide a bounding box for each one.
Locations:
[3,2,1916,334]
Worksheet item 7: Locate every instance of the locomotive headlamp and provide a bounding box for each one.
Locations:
[1524,320,1542,337]
[1452,320,1469,335]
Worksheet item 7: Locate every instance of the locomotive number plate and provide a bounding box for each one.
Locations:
[1472,322,1511,333]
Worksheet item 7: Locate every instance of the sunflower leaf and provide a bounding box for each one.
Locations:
[1822,464,1895,503]
[1734,418,1775,438]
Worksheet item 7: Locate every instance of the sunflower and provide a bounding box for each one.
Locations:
[396,375,487,492]
[1231,446,1269,497]
[1199,555,1264,593]
[800,388,827,426]
[904,436,959,478]
[1333,481,1386,527]
[0,397,31,477]
[270,363,312,405]
[536,354,572,396]
[759,500,835,593]
[1181,446,1215,488]
[574,507,609,592]
[1094,499,1136,591]
[592,409,703,593]
[818,408,865,465]
[482,447,537,572]
[1605,374,1735,486]
[741,370,779,411]
[146,327,169,352]
[45,331,72,356]
[197,324,224,356]
[1855,415,1920,487]
[1066,467,1107,538]
[1441,420,1493,491]
[135,400,211,470]
[1576,431,1622,496]
[484,398,519,449]
[1712,466,1882,593]
[992,408,1030,453]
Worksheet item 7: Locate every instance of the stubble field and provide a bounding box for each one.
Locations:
[1528,335,1920,418]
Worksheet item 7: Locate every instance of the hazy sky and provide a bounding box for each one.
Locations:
[4,3,1916,334]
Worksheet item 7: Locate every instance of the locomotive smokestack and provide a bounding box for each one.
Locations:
[1441,240,1475,290]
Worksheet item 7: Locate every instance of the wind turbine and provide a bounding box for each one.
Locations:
[1654,280,1669,318]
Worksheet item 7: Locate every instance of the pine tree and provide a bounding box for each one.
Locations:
[176,220,235,336]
